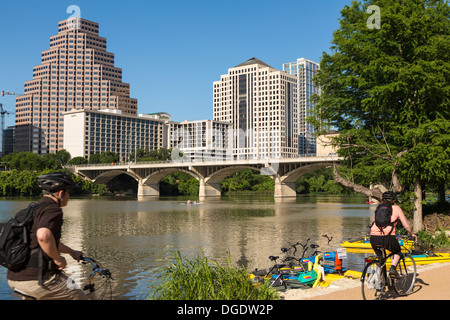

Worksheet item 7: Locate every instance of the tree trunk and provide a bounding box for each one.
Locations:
[332,164,383,201]
[438,182,446,205]
[413,175,423,232]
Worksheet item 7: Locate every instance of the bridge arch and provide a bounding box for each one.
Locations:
[204,165,262,185]
[93,170,140,185]
[137,168,202,197]
[273,163,334,197]
[280,163,332,184]
[143,168,201,185]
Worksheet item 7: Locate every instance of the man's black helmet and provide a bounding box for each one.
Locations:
[38,172,79,193]
[382,191,396,202]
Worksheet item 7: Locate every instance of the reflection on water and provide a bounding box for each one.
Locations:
[0,195,374,300]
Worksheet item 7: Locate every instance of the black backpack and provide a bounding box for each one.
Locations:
[0,202,45,271]
[374,203,396,231]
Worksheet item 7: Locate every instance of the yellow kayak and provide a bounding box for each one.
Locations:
[364,252,450,267]
[318,270,362,287]
[341,237,414,251]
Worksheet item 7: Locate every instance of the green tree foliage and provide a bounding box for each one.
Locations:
[310,0,450,230]
[221,169,274,193]
[67,156,88,165]
[160,172,199,196]
[89,151,120,164]
[0,168,107,197]
[1,149,72,171]
[129,148,173,162]
[295,168,349,194]
[0,151,107,196]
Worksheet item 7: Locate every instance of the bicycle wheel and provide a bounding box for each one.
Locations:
[361,261,385,300]
[393,254,416,296]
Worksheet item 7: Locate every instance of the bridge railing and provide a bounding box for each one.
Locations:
[64,153,340,169]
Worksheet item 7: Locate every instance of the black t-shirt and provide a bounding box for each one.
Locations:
[7,197,63,281]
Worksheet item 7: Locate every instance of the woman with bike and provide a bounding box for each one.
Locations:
[369,191,416,279]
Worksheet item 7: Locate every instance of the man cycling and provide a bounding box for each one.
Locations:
[7,172,88,300]
[369,191,417,278]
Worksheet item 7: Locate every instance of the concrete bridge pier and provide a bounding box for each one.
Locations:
[273,176,297,198]
[198,179,221,197]
[138,181,159,196]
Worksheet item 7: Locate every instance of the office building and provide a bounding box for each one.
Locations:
[213,57,298,160]
[2,126,15,157]
[63,109,166,161]
[64,109,230,162]
[168,119,231,161]
[283,58,320,155]
[15,17,137,155]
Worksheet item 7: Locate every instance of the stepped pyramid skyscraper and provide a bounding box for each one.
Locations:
[15,17,137,154]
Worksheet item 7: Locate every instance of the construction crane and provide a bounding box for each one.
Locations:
[0,103,15,134]
[1,90,20,132]
[2,90,22,96]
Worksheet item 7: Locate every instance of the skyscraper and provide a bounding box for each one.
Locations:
[283,58,320,155]
[15,17,137,154]
[213,58,298,160]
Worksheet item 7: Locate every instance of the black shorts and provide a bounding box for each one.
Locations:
[370,235,401,256]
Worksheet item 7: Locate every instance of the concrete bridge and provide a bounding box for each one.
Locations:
[67,156,342,198]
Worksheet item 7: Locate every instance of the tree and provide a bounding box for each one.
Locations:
[89,151,120,164]
[67,156,88,165]
[310,0,450,231]
[129,148,174,162]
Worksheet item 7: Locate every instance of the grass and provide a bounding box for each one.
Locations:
[147,251,281,300]
[417,230,450,252]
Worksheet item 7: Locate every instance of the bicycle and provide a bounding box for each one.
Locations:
[360,236,417,300]
[11,256,113,300]
[251,255,304,290]
[80,256,114,300]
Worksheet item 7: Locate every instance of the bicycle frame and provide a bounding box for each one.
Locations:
[361,236,417,300]
[80,256,113,299]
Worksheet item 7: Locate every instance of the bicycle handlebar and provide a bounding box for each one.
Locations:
[80,256,113,279]
[322,234,333,245]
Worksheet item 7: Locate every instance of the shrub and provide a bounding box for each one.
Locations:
[147,251,280,300]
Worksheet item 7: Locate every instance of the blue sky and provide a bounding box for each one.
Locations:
[0,0,353,129]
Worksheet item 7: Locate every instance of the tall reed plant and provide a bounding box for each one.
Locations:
[147,251,280,300]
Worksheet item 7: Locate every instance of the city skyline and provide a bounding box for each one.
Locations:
[0,0,352,131]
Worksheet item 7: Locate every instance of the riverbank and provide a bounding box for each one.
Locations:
[281,262,450,300]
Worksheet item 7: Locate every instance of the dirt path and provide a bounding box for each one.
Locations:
[282,262,450,300]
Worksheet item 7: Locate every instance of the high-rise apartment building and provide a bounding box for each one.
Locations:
[168,119,231,161]
[63,109,166,161]
[213,58,298,160]
[283,58,320,155]
[15,17,137,154]
[64,109,230,162]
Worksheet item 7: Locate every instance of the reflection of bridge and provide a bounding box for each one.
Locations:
[67,156,342,198]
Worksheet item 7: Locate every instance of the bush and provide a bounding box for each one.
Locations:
[147,251,280,300]
[417,230,450,251]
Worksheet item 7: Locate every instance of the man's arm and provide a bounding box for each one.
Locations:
[58,241,83,262]
[36,227,67,270]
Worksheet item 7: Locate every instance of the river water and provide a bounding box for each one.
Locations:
[0,195,375,300]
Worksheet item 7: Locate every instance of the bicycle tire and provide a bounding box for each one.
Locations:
[361,261,385,300]
[393,254,416,296]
